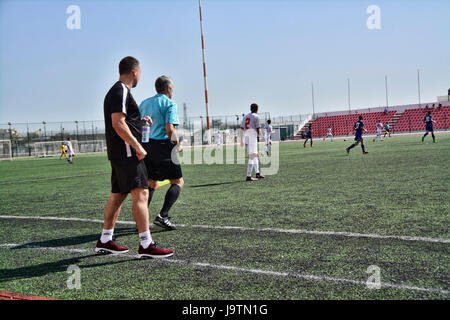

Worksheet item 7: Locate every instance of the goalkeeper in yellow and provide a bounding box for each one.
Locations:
[59,142,68,159]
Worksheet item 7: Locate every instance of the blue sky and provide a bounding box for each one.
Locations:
[0,0,449,122]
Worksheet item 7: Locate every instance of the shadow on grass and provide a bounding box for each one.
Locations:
[11,227,136,249]
[0,253,138,282]
[188,181,243,188]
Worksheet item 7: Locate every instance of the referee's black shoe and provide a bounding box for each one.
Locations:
[154,215,177,231]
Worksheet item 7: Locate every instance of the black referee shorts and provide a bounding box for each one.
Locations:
[110,157,148,194]
[143,139,183,181]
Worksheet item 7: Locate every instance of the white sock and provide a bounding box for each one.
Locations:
[100,229,114,244]
[247,160,253,177]
[139,230,153,249]
[254,158,260,174]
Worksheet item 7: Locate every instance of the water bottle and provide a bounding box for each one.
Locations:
[142,120,150,143]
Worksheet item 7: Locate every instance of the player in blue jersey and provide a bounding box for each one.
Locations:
[346,115,368,155]
[422,111,436,143]
[303,124,313,148]
[384,123,391,138]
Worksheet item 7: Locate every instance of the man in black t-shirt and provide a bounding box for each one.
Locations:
[96,56,173,259]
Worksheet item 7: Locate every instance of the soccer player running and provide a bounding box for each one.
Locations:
[264,119,274,155]
[346,115,368,155]
[241,103,264,181]
[303,124,313,148]
[59,142,68,159]
[373,120,383,142]
[139,76,183,231]
[422,111,437,143]
[65,137,75,164]
[215,132,222,151]
[384,122,391,138]
[323,125,333,141]
[97,56,173,258]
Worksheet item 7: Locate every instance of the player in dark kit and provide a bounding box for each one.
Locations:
[303,124,313,148]
[346,115,368,155]
[97,56,173,259]
[422,111,436,143]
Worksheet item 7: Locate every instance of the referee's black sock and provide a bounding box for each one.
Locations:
[160,184,181,218]
[147,188,155,208]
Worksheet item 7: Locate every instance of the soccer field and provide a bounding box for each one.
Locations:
[0,134,449,300]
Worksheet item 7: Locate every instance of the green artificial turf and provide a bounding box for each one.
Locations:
[0,134,449,299]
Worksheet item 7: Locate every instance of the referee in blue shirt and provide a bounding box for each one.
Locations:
[139,76,183,231]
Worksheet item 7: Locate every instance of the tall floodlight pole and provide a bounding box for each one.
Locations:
[42,121,47,140]
[198,0,210,130]
[347,78,351,114]
[311,82,315,116]
[183,103,187,129]
[417,69,421,106]
[385,75,389,108]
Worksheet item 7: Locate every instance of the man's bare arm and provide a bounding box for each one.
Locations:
[111,112,146,160]
[165,123,179,144]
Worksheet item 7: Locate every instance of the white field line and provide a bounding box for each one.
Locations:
[0,215,449,244]
[0,243,447,295]
[0,172,110,185]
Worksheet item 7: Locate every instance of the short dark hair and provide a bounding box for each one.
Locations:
[359,115,363,120]
[67,137,71,140]
[119,56,139,75]
[250,103,258,113]
[428,111,431,115]
[267,119,271,124]
[155,76,173,94]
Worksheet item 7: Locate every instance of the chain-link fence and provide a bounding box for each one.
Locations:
[0,120,104,158]
[0,112,309,158]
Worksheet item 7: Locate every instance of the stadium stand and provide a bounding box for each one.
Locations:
[296,111,396,138]
[295,104,450,138]
[392,106,450,132]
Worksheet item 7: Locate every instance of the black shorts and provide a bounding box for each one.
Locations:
[110,158,148,194]
[143,139,183,181]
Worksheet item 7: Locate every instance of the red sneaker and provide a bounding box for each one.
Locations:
[256,173,265,179]
[138,242,174,259]
[95,240,129,254]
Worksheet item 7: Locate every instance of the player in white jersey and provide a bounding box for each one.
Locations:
[240,103,264,181]
[323,126,333,141]
[215,132,222,151]
[373,120,383,142]
[65,137,75,164]
[263,120,274,156]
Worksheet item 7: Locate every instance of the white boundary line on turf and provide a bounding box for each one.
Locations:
[0,172,110,185]
[0,215,449,244]
[0,243,447,296]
